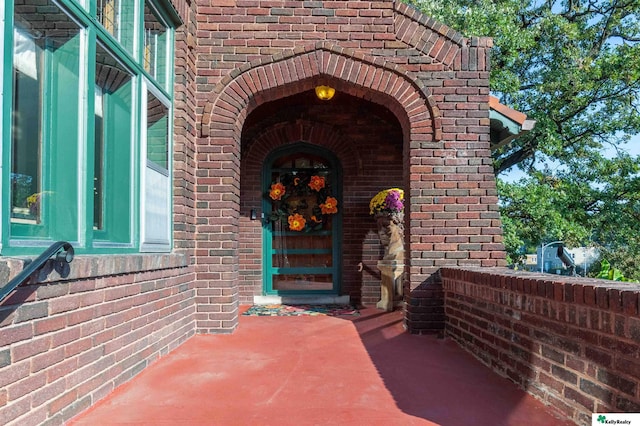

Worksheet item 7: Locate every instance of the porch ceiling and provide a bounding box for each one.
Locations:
[241,89,401,150]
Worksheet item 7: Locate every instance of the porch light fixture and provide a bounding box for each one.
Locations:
[315,85,335,101]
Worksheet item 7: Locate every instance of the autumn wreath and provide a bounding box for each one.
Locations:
[267,172,338,231]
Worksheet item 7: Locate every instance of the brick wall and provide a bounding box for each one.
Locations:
[2,0,510,423]
[172,0,198,257]
[0,255,195,426]
[441,267,640,425]
[192,0,506,318]
[405,270,445,333]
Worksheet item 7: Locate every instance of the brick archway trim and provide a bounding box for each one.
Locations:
[244,120,363,177]
[393,2,492,71]
[201,42,441,142]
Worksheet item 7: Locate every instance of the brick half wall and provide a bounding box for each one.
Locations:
[405,271,445,334]
[0,254,196,426]
[441,267,640,425]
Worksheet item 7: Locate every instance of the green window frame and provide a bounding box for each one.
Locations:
[0,0,181,255]
[93,42,135,246]
[141,83,172,252]
[143,0,170,91]
[97,0,137,55]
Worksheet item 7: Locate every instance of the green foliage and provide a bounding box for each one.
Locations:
[497,153,640,280]
[595,259,637,282]
[405,0,640,173]
[497,175,590,254]
[404,0,640,280]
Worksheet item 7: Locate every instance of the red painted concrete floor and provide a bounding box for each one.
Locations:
[69,307,573,426]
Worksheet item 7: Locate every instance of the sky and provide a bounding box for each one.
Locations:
[500,133,640,182]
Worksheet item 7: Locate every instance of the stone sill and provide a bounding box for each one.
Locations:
[0,252,190,285]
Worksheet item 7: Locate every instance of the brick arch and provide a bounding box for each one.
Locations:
[243,120,363,177]
[201,42,442,142]
[195,43,443,332]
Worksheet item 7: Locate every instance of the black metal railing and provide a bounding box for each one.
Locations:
[0,241,74,303]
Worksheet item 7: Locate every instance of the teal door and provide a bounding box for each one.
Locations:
[262,144,342,295]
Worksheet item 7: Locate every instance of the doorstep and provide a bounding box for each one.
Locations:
[253,295,351,305]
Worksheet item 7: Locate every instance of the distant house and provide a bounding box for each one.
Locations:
[566,247,600,274]
[534,245,599,275]
[524,254,538,267]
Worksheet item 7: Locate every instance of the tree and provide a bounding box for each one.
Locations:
[404,0,640,174]
[404,0,640,279]
[498,154,640,279]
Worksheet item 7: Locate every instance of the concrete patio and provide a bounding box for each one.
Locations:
[68,307,572,425]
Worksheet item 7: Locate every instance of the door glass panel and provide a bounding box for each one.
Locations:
[266,151,339,293]
[272,252,333,268]
[273,274,333,291]
[273,233,332,252]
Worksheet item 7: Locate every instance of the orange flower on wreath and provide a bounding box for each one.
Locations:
[308,175,325,191]
[320,197,338,214]
[288,213,306,231]
[269,182,286,200]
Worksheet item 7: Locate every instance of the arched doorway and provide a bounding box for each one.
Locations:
[198,45,454,327]
[262,143,342,298]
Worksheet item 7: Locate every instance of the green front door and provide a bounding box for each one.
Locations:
[262,144,342,295]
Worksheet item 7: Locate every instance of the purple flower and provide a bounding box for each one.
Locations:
[384,190,403,212]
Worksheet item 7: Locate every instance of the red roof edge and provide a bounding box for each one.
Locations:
[489,96,528,125]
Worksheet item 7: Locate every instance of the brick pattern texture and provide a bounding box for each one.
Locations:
[1,0,512,424]
[0,259,195,426]
[441,267,640,425]
[189,0,506,320]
